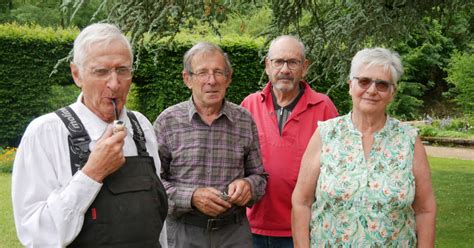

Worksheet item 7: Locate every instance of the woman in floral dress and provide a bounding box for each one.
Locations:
[291,48,436,247]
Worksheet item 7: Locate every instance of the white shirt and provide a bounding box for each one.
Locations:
[12,98,167,248]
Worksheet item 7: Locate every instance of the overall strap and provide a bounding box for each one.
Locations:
[126,111,149,156]
[55,107,91,175]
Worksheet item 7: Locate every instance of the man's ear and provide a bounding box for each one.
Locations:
[182,70,192,89]
[264,57,271,76]
[70,63,83,88]
[302,59,310,77]
[225,71,233,88]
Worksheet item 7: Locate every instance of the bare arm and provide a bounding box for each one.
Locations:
[412,136,436,248]
[292,129,322,248]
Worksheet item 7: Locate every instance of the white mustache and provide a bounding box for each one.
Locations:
[277,75,293,81]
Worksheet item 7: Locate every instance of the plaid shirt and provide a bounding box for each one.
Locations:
[154,99,267,217]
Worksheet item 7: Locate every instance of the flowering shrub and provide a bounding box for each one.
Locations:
[416,116,474,138]
[0,147,16,173]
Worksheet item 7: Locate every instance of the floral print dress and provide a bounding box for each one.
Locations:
[310,113,418,247]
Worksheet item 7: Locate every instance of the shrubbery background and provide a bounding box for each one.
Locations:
[1,23,472,147]
[0,24,268,146]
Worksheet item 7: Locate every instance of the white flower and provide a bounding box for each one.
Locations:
[338,214,349,223]
[368,221,378,232]
[341,173,349,182]
[398,190,407,200]
[321,183,328,191]
[389,212,399,221]
[369,181,381,190]
[342,191,352,201]
[323,220,330,230]
[342,233,350,242]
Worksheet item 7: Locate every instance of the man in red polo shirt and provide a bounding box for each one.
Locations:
[241,35,338,247]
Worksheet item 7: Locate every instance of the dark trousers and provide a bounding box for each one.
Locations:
[167,215,253,248]
[252,234,294,248]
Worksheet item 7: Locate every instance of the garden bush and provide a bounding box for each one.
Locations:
[418,126,439,137]
[415,116,474,139]
[133,34,266,121]
[0,23,76,147]
[0,25,268,146]
[446,49,474,115]
[0,147,15,173]
[4,23,468,147]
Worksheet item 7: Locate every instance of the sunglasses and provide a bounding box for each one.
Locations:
[352,77,394,92]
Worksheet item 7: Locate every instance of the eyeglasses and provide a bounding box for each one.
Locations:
[89,66,133,80]
[190,70,227,82]
[269,58,302,70]
[352,77,394,92]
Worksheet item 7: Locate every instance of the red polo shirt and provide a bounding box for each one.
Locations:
[241,81,338,237]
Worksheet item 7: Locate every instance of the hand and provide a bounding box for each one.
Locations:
[191,187,232,217]
[81,125,127,182]
[227,179,252,206]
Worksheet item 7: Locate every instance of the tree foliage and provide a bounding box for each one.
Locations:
[98,1,266,46]
[28,0,464,118]
[0,23,76,146]
[65,1,471,115]
[75,1,469,75]
[392,17,454,118]
[0,0,108,28]
[445,49,474,115]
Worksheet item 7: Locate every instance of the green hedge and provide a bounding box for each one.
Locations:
[0,24,348,147]
[0,24,75,146]
[133,34,265,121]
[0,25,266,146]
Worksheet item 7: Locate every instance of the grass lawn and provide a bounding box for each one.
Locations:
[0,173,21,248]
[0,157,473,247]
[431,157,474,247]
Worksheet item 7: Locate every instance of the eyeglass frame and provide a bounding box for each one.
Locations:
[189,70,228,82]
[352,76,394,92]
[88,66,134,80]
[268,58,303,70]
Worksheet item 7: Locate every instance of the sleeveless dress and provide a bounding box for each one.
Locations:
[310,113,418,247]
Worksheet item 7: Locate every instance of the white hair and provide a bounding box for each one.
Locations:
[72,23,133,67]
[349,47,403,86]
[183,42,233,75]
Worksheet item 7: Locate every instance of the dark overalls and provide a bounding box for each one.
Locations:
[56,107,168,248]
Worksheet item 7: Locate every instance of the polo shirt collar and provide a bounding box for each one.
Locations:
[186,97,234,123]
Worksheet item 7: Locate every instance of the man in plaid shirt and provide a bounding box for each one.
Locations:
[154,42,267,248]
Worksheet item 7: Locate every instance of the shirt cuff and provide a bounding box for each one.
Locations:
[177,186,198,211]
[67,171,103,213]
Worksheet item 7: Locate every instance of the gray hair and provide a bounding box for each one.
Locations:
[183,42,233,75]
[350,47,403,86]
[73,23,133,67]
[267,35,306,61]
